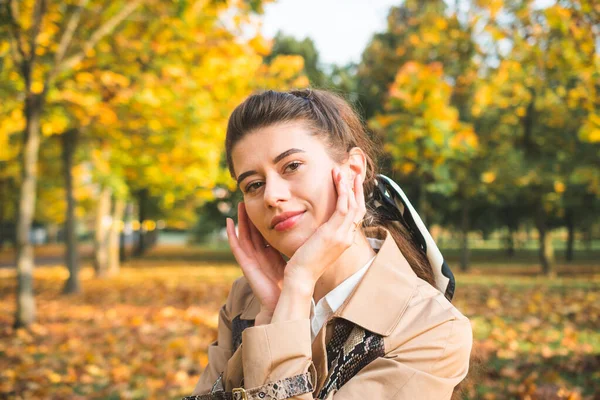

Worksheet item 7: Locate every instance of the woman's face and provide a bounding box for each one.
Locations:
[231,121,341,258]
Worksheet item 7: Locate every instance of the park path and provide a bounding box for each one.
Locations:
[0,244,94,268]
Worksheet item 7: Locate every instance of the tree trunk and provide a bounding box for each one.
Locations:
[565,209,575,262]
[0,178,5,229]
[460,200,470,271]
[11,177,19,247]
[506,225,515,257]
[134,188,148,257]
[120,201,133,262]
[93,186,112,277]
[108,197,126,276]
[61,129,81,294]
[0,178,8,249]
[584,226,592,251]
[536,210,555,277]
[15,94,44,328]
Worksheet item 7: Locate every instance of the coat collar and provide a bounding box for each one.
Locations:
[333,227,418,336]
[240,228,419,337]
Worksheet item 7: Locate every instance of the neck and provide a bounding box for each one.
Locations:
[312,232,376,304]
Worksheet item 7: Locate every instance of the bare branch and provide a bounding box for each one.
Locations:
[45,0,89,87]
[7,29,23,67]
[56,0,143,75]
[28,0,47,66]
[53,0,89,67]
[7,0,27,64]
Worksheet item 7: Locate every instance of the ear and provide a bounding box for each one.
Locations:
[342,147,367,182]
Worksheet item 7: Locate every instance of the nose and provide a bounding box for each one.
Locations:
[263,173,291,208]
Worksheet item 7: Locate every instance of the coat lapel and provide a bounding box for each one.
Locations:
[335,228,418,336]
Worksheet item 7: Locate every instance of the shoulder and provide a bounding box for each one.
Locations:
[384,278,472,360]
[410,278,470,323]
[226,276,260,320]
[370,279,473,382]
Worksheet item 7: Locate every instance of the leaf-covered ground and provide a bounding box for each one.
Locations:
[453,275,599,399]
[0,251,598,399]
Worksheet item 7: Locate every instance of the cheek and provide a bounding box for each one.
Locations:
[303,167,338,223]
[243,202,267,234]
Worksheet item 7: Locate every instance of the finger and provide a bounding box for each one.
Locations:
[227,218,272,287]
[237,203,255,255]
[332,167,339,195]
[355,173,367,219]
[355,173,366,212]
[326,169,351,230]
[335,169,349,215]
[226,217,253,268]
[347,173,358,213]
[340,174,365,235]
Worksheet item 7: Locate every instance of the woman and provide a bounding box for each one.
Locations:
[185,89,472,400]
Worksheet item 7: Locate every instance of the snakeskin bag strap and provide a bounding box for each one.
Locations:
[316,319,385,399]
[182,371,314,400]
[183,313,314,400]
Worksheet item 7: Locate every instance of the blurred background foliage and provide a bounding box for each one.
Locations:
[0,0,599,398]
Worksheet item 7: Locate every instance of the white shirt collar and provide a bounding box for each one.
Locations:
[310,237,383,342]
[320,256,375,313]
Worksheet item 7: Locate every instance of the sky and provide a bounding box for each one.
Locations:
[258,0,556,67]
[260,0,400,66]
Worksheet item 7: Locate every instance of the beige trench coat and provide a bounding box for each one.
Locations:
[190,228,473,399]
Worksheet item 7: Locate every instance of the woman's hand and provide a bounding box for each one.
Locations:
[226,202,286,315]
[284,167,367,291]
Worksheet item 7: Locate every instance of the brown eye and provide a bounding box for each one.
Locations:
[245,181,264,193]
[285,161,302,172]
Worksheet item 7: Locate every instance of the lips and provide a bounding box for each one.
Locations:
[271,210,306,231]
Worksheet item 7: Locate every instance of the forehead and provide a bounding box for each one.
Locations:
[231,121,328,175]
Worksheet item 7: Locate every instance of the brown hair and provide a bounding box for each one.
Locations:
[225,89,435,288]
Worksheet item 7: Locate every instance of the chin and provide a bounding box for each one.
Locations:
[274,232,311,259]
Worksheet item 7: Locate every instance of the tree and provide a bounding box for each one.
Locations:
[473,0,599,274]
[363,0,481,270]
[371,61,479,270]
[2,0,284,327]
[0,45,22,246]
[265,32,327,88]
[2,0,149,326]
[357,0,474,120]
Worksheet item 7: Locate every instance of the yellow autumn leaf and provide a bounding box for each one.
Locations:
[30,81,44,94]
[487,297,500,309]
[481,172,496,184]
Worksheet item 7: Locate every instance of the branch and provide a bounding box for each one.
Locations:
[53,0,89,67]
[28,0,47,66]
[56,0,143,75]
[46,0,89,86]
[7,31,23,68]
[6,0,26,65]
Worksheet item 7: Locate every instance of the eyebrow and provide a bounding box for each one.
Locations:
[236,148,306,187]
